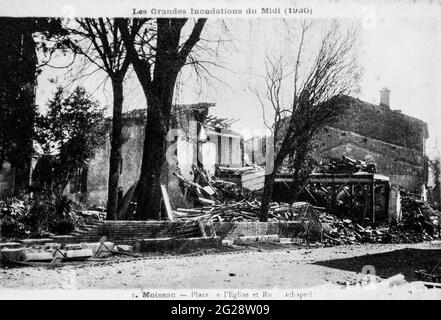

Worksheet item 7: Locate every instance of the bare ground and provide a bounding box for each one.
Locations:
[1,242,441,290]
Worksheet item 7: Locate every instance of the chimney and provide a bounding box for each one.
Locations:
[380,87,391,108]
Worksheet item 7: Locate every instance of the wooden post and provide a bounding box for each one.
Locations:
[362,184,368,226]
[160,184,175,221]
[331,183,337,215]
[228,136,233,165]
[384,182,390,219]
[217,135,222,165]
[350,184,355,219]
[251,136,255,163]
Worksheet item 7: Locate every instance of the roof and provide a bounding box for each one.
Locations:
[119,103,215,125]
[336,95,429,139]
[325,95,429,152]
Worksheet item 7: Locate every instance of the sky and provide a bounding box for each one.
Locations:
[35,9,441,158]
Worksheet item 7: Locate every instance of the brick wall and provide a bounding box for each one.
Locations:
[57,221,306,245]
[214,222,305,239]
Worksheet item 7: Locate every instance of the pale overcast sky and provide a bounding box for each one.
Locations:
[35,9,441,158]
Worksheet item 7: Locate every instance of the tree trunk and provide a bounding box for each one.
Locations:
[260,147,286,221]
[135,77,176,220]
[106,78,124,220]
[135,102,170,220]
[117,18,206,220]
[11,27,37,195]
[260,171,277,222]
[290,154,305,202]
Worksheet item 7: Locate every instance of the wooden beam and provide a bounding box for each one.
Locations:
[160,184,175,222]
[350,184,355,219]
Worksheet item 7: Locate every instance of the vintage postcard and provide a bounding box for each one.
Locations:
[0,0,441,304]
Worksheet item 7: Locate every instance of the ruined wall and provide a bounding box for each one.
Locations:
[312,127,426,192]
[86,123,191,209]
[87,124,144,207]
[244,96,428,192]
[85,124,243,208]
[313,97,428,192]
[244,136,267,165]
[207,128,242,167]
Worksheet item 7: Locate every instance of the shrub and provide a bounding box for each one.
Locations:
[0,193,80,238]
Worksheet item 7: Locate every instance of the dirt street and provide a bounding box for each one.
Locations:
[1,242,441,290]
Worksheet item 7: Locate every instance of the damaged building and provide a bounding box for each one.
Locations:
[66,103,244,208]
[246,89,429,194]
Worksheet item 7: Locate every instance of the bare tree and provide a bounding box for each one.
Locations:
[116,18,207,220]
[252,21,360,221]
[66,18,133,220]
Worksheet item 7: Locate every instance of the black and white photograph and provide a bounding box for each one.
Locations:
[0,0,441,302]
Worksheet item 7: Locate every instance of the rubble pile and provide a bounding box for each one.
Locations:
[400,194,439,236]
[415,267,441,283]
[317,156,377,174]
[0,241,137,267]
[174,162,440,246]
[174,164,259,206]
[217,165,262,175]
[319,208,439,246]
[175,165,319,223]
[211,180,256,203]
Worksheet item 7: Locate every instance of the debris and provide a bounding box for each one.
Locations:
[317,156,377,174]
[42,243,61,250]
[221,239,234,246]
[217,166,265,191]
[24,251,54,262]
[160,184,175,221]
[64,244,82,250]
[64,248,93,259]
[117,182,137,220]
[415,269,441,283]
[318,204,439,246]
[115,245,134,253]
[80,242,115,257]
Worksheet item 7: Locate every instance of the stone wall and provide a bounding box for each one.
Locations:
[330,96,427,153]
[244,95,428,192]
[84,117,244,208]
[312,126,426,191]
[213,221,305,239]
[87,124,144,207]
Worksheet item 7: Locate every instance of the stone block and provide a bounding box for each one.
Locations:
[115,245,134,252]
[24,251,54,262]
[221,239,234,246]
[64,248,93,259]
[80,242,114,257]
